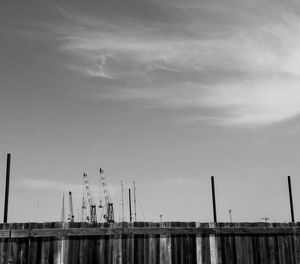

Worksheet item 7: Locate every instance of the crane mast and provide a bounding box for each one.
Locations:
[83,173,97,223]
[81,195,87,222]
[99,168,114,223]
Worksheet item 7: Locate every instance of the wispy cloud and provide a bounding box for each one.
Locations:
[166,177,200,185]
[17,178,83,192]
[17,178,120,199]
[50,1,300,126]
[200,77,300,126]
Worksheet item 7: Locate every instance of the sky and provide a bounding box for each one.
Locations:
[1,0,300,223]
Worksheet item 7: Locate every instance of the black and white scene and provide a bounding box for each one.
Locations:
[1,0,300,263]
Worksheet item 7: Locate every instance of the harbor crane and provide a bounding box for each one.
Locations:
[81,195,87,222]
[99,168,114,223]
[83,173,97,223]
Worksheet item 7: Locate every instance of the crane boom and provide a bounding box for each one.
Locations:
[83,173,97,223]
[99,168,114,223]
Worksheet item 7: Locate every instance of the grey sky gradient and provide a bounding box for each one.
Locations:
[1,0,300,223]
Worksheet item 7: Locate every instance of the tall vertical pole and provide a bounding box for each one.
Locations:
[69,191,74,222]
[133,181,137,222]
[121,180,125,222]
[61,193,65,223]
[37,201,40,222]
[99,170,102,208]
[288,176,295,223]
[3,153,11,223]
[211,176,217,223]
[129,188,132,222]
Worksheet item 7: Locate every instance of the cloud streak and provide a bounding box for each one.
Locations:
[17,178,120,198]
[50,0,300,126]
[200,77,300,126]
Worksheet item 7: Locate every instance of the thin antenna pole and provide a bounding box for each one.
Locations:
[133,181,137,222]
[288,176,295,223]
[129,188,132,222]
[99,170,101,207]
[211,176,217,223]
[3,153,11,223]
[121,181,125,222]
[37,201,40,222]
[61,192,65,222]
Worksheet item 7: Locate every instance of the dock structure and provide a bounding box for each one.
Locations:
[0,221,300,263]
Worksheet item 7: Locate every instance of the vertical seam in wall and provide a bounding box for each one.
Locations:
[209,223,217,264]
